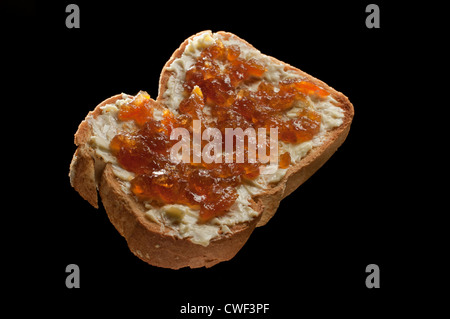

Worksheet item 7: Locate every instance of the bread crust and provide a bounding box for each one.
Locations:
[69,31,354,268]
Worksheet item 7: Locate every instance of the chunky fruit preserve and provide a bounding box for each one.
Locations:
[110,38,330,222]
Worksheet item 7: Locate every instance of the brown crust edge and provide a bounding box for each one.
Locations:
[100,164,261,269]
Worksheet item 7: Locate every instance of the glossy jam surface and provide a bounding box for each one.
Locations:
[110,38,329,222]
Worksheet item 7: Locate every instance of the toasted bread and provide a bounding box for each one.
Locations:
[69,31,354,269]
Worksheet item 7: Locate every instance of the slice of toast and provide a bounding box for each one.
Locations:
[69,30,354,269]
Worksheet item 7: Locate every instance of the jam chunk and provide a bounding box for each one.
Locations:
[117,91,153,126]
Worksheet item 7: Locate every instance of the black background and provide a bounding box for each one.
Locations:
[3,0,442,316]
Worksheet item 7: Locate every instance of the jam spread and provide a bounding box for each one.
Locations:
[110,38,330,222]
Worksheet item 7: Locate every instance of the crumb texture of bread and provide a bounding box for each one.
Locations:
[69,31,354,269]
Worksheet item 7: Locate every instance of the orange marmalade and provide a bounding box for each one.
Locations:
[110,39,330,222]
